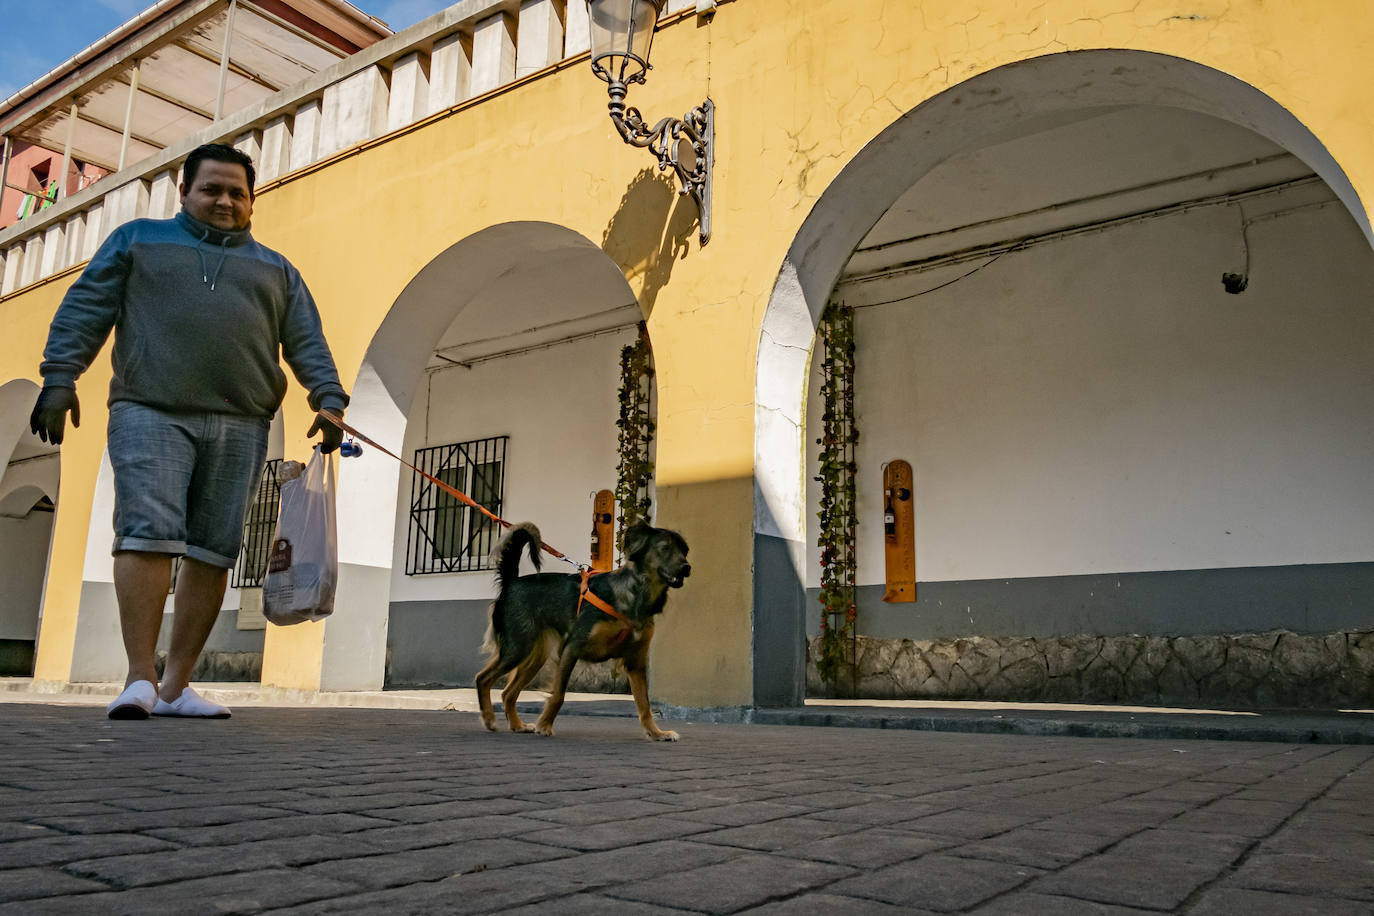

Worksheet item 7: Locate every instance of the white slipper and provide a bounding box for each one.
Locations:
[152,687,231,719]
[107,680,157,720]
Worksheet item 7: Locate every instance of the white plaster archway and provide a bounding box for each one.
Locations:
[0,379,57,673]
[0,484,48,517]
[752,50,1374,705]
[0,380,46,476]
[327,221,640,690]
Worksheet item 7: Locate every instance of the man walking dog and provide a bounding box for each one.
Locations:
[30,143,348,720]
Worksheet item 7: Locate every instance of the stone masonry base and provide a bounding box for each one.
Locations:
[162,651,630,694]
[155,651,263,683]
[807,630,1374,708]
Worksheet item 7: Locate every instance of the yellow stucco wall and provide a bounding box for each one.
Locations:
[4,0,1371,701]
[0,271,109,684]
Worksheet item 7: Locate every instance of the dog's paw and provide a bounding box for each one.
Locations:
[511,723,535,734]
[534,723,555,737]
[647,729,680,742]
[480,715,497,732]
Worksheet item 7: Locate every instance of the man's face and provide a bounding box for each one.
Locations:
[180,160,253,231]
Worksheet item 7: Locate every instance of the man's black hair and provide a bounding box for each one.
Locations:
[183,143,256,197]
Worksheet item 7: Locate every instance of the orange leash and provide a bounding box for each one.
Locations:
[315,410,574,564]
[318,412,630,630]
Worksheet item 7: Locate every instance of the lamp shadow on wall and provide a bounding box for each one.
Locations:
[601,167,697,319]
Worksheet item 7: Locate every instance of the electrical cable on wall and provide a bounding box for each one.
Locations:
[845,182,1340,310]
[853,252,1008,309]
[1221,202,1251,294]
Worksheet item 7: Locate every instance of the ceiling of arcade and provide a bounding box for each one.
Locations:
[834,105,1329,308]
[419,106,1336,374]
[424,242,641,372]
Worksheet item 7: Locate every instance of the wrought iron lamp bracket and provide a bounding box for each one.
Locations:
[606,79,714,244]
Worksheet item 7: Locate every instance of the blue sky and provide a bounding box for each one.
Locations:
[0,0,457,103]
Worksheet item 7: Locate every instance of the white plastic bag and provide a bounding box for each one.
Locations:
[263,448,337,625]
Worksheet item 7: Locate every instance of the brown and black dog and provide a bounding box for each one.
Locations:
[475,521,691,740]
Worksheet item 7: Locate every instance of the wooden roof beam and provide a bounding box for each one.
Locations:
[0,0,225,135]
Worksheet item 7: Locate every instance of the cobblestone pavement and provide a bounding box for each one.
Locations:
[1,702,1371,915]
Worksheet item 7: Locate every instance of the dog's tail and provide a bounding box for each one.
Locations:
[493,521,542,591]
[488,523,542,651]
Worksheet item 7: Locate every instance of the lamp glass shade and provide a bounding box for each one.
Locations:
[588,0,663,84]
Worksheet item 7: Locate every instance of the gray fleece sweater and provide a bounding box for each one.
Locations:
[40,209,348,418]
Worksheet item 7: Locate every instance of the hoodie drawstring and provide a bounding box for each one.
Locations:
[195,231,230,291]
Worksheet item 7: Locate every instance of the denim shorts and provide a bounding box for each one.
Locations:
[107,402,270,569]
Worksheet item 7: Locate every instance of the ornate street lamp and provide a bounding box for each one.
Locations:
[587,0,714,243]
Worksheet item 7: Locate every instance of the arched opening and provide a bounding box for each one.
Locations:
[337,222,647,691]
[757,50,1374,708]
[0,380,57,677]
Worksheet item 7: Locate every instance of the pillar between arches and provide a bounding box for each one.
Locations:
[260,367,402,692]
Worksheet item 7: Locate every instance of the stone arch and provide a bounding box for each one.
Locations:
[752,49,1374,705]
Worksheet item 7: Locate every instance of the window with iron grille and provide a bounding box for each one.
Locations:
[231,459,283,588]
[406,437,507,575]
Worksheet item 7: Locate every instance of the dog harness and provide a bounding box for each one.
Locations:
[579,569,634,644]
[578,569,627,621]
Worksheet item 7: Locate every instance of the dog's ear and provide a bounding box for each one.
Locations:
[623,523,654,564]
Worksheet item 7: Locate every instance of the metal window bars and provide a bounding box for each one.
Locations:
[231,459,284,589]
[406,436,508,575]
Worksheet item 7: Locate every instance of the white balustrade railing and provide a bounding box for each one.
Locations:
[0,0,703,297]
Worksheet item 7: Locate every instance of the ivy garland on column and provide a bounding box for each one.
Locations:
[816,300,858,694]
[615,323,656,557]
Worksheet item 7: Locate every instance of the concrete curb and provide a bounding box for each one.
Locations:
[741,706,1374,745]
[5,678,1372,744]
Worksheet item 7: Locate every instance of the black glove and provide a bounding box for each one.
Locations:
[307,409,344,454]
[29,386,80,445]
